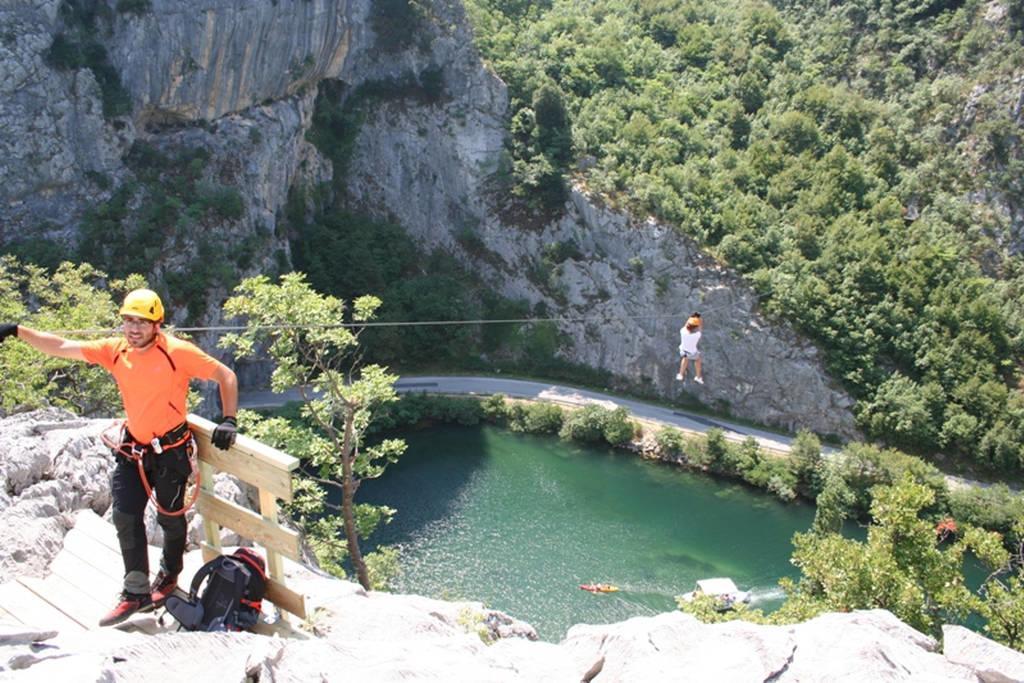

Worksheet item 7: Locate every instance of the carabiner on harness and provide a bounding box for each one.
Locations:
[101,420,202,518]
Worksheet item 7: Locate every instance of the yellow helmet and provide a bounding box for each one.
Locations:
[120,289,164,322]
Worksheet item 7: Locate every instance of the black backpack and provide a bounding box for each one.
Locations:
[165,548,267,632]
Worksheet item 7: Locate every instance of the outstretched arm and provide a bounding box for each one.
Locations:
[1,325,87,361]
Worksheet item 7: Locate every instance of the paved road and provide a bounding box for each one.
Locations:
[240,375,804,455]
[239,376,1000,491]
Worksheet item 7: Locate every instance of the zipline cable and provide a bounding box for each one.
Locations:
[46,288,775,336]
[50,313,679,336]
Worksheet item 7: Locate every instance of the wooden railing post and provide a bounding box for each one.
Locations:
[198,456,221,559]
[188,414,307,622]
[258,489,288,623]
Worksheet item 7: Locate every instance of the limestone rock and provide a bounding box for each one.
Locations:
[0,410,258,582]
[943,624,1024,683]
[311,587,539,645]
[781,610,978,682]
[0,0,338,290]
[553,610,982,682]
[0,410,113,581]
[107,0,367,123]
[559,612,797,681]
[0,1,129,243]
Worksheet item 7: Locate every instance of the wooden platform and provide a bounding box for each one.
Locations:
[0,510,299,637]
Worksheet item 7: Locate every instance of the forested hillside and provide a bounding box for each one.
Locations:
[464,0,1024,470]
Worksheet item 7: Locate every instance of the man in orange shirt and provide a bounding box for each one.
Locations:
[0,289,238,626]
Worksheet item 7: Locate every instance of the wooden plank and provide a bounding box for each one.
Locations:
[70,519,174,587]
[197,493,300,561]
[264,576,307,621]
[71,511,122,554]
[258,490,289,624]
[0,581,85,633]
[201,542,218,564]
[62,530,125,576]
[18,576,100,629]
[50,552,122,597]
[258,491,286,580]
[188,414,300,473]
[0,602,23,624]
[198,460,223,555]
[193,432,294,502]
[200,543,307,620]
[66,528,167,589]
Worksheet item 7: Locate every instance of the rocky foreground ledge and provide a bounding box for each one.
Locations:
[1,410,1023,681]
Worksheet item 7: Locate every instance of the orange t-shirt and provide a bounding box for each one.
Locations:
[81,333,223,441]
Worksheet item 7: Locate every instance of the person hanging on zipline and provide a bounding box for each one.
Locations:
[676,312,704,384]
[0,289,239,627]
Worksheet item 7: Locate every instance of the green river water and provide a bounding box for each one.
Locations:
[360,424,818,641]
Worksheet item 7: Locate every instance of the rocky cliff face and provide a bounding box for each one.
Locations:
[1,0,858,436]
[0,1,127,242]
[339,1,859,437]
[1,411,1022,681]
[0,0,362,264]
[107,0,362,123]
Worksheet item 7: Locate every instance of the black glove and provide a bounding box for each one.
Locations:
[0,324,18,343]
[211,416,237,450]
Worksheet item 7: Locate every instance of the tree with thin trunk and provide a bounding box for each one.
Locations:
[220,273,404,590]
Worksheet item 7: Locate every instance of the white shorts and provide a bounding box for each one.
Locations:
[679,348,701,359]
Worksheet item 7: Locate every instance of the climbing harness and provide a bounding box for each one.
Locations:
[100,420,201,517]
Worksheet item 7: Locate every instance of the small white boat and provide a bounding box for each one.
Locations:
[679,578,751,611]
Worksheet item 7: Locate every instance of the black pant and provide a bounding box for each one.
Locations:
[111,443,192,594]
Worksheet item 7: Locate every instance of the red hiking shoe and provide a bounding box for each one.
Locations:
[98,591,152,627]
[150,570,178,607]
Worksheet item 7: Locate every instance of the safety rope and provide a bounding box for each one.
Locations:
[100,421,201,517]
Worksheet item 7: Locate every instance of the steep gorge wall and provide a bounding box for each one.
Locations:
[1,0,859,437]
[0,0,365,267]
[339,0,860,438]
[0,1,127,240]
[107,0,361,122]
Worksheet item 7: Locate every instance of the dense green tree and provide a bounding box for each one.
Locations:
[860,373,940,450]
[810,467,855,534]
[0,256,140,416]
[220,273,405,590]
[533,83,573,166]
[788,430,824,496]
[776,476,1007,637]
[462,0,1024,471]
[557,404,636,446]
